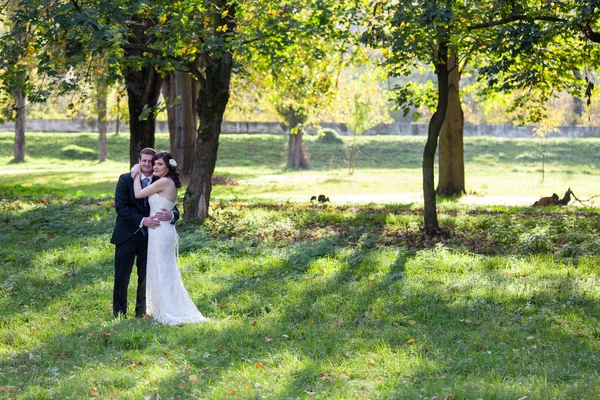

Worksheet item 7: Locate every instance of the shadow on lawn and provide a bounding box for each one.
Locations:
[3,200,600,397]
[3,246,600,398]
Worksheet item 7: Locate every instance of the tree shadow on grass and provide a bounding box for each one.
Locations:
[2,243,600,398]
[3,201,600,397]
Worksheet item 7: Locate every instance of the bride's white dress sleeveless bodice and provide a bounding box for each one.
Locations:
[147,194,208,325]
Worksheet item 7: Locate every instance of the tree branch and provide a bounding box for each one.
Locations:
[468,14,566,30]
[581,21,600,43]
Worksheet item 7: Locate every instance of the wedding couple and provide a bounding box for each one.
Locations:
[110,148,208,325]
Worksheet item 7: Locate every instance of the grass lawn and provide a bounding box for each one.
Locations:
[1,132,600,398]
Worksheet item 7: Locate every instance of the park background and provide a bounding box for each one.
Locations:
[3,1,600,399]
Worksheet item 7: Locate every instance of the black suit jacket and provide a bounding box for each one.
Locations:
[110,173,180,245]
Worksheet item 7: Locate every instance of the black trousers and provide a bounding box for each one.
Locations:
[113,231,148,317]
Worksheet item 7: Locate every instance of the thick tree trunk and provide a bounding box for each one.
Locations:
[423,42,450,235]
[13,87,25,162]
[122,66,163,166]
[97,78,108,162]
[121,17,163,166]
[162,70,198,176]
[436,47,465,196]
[287,131,309,170]
[183,53,233,218]
[285,107,309,170]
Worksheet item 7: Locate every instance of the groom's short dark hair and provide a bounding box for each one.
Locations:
[139,148,156,159]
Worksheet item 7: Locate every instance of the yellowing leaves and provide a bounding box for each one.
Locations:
[216,24,228,33]
[203,16,211,27]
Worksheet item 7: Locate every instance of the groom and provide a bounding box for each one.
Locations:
[110,147,180,318]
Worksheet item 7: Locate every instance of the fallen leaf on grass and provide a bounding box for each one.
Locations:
[406,338,415,344]
[366,359,376,365]
[255,362,264,369]
[90,386,99,396]
[265,337,272,342]
[177,381,186,388]
[189,375,198,383]
[227,390,237,395]
[218,304,227,309]
[305,389,316,395]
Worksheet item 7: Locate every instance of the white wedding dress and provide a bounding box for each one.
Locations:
[146,193,208,325]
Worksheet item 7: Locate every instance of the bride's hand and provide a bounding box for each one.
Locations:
[130,164,141,178]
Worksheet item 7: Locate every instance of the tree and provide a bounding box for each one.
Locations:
[162,70,198,177]
[331,64,392,175]
[96,74,108,162]
[367,0,472,234]
[467,1,596,124]
[243,2,360,171]
[1,0,362,218]
[436,46,465,196]
[0,2,29,162]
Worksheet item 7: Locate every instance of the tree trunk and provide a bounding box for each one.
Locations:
[122,65,163,166]
[571,69,584,125]
[183,53,233,218]
[423,41,450,235]
[162,70,198,176]
[97,78,108,162]
[285,107,309,170]
[121,17,164,166]
[436,46,465,197]
[13,87,25,162]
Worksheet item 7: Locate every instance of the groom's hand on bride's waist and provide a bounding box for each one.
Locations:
[143,216,161,229]
[154,208,173,222]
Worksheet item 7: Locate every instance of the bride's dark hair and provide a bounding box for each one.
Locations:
[153,151,182,188]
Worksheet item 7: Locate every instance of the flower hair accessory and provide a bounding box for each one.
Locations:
[169,159,177,167]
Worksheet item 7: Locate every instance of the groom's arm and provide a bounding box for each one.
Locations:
[171,205,180,223]
[114,174,145,227]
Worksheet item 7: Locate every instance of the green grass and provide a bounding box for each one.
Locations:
[1,132,599,203]
[1,132,600,398]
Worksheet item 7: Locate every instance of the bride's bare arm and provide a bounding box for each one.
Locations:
[134,177,167,199]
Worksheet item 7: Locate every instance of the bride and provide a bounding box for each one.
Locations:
[131,152,208,325]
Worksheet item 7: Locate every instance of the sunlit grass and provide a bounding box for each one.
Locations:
[2,132,600,398]
[2,132,600,205]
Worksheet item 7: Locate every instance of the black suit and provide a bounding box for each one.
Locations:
[110,173,179,317]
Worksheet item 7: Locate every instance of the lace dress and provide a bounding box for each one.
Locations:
[146,193,208,325]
